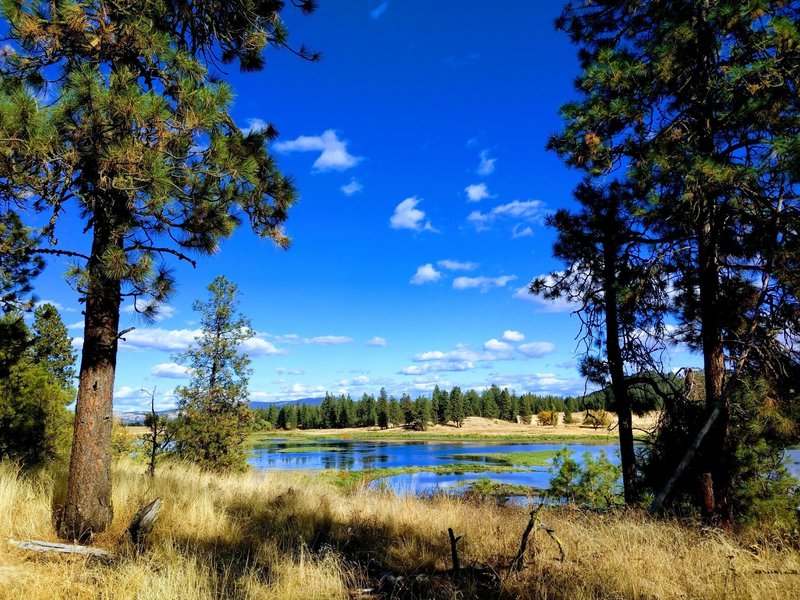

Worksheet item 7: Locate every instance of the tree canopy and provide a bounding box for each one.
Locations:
[0,0,316,539]
[541,0,800,525]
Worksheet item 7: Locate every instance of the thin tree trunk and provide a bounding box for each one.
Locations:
[59,223,121,541]
[602,201,638,505]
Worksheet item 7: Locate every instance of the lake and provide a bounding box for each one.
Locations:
[250,438,800,497]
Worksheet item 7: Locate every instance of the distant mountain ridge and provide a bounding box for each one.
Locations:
[116,397,325,425]
[249,397,325,410]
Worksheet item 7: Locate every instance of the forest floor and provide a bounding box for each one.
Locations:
[1,459,798,599]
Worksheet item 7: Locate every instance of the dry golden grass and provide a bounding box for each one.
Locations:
[246,414,661,441]
[0,459,798,599]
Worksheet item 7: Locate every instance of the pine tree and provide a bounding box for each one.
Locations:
[0,211,43,313]
[376,388,389,429]
[31,303,77,390]
[549,0,800,525]
[169,277,254,472]
[0,306,75,466]
[400,393,415,427]
[388,397,402,428]
[532,181,668,504]
[0,0,316,539]
[449,386,464,428]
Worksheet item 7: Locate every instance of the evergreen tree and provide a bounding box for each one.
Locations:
[31,303,77,390]
[497,387,514,421]
[519,395,533,425]
[0,0,315,539]
[320,393,337,428]
[550,0,800,524]
[0,211,43,313]
[430,386,441,424]
[449,386,465,428]
[376,388,389,429]
[464,389,481,417]
[169,277,254,472]
[388,397,402,428]
[413,397,431,431]
[0,307,75,467]
[480,387,500,419]
[400,393,415,427]
[435,385,450,424]
[357,393,376,427]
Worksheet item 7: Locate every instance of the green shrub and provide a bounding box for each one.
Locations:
[548,447,623,509]
[563,408,574,425]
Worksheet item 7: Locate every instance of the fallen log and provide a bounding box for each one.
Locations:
[8,539,112,559]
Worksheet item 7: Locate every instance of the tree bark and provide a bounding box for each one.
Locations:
[602,200,638,505]
[59,220,122,541]
[692,0,731,528]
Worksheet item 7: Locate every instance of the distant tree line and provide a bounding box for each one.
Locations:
[252,378,667,432]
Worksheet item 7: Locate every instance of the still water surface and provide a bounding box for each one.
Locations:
[250,439,800,497]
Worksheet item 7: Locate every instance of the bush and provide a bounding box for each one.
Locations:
[548,447,623,509]
[537,410,558,426]
[583,409,611,429]
[563,408,575,424]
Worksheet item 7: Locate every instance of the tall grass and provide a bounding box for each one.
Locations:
[0,459,798,599]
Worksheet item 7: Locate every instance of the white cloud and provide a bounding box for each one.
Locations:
[305,335,354,345]
[452,275,517,291]
[341,178,363,196]
[518,341,556,358]
[150,362,191,379]
[464,183,493,202]
[114,386,141,400]
[489,373,585,395]
[370,1,389,19]
[276,367,306,375]
[272,334,302,343]
[390,197,437,232]
[513,274,576,313]
[273,129,362,172]
[241,118,268,135]
[483,338,513,353]
[117,327,286,355]
[468,200,548,231]
[414,348,482,362]
[477,149,496,175]
[122,301,176,322]
[242,337,286,356]
[410,263,442,285]
[266,333,353,346]
[367,336,387,347]
[437,259,478,271]
[512,224,534,239]
[119,327,201,352]
[290,383,327,395]
[400,361,475,375]
[67,320,84,330]
[502,330,525,342]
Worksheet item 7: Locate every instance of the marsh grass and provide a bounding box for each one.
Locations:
[449,450,558,467]
[0,460,798,599]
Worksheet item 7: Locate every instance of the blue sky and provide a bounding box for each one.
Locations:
[31,1,691,411]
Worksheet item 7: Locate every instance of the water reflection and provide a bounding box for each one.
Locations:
[248,439,800,498]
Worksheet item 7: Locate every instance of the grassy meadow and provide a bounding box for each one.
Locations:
[0,459,799,599]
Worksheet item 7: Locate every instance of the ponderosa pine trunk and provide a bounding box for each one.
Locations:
[602,203,638,505]
[59,217,122,540]
[691,0,731,528]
